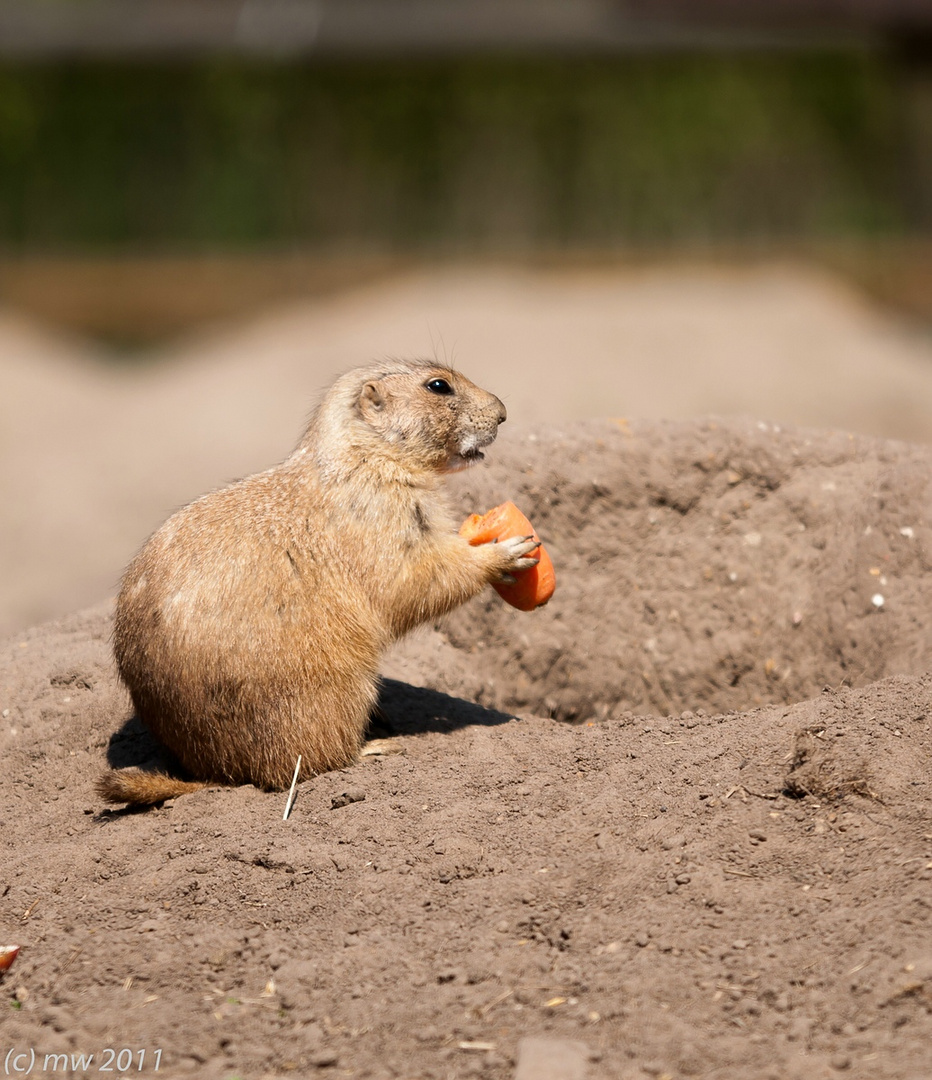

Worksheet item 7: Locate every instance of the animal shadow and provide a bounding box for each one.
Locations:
[103,679,513,772]
[373,678,515,738]
[103,712,181,773]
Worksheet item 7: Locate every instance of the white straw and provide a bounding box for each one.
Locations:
[282,755,302,821]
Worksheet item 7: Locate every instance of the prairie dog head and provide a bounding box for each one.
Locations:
[307,359,507,477]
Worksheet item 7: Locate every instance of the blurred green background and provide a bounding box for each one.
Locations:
[0,52,917,250]
[0,2,930,344]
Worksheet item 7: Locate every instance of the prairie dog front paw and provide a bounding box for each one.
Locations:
[484,534,541,584]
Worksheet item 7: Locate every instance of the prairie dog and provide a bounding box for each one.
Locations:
[97,359,538,805]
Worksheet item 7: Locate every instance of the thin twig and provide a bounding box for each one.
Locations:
[282,755,302,821]
[741,785,779,800]
[21,898,41,921]
[473,988,514,1017]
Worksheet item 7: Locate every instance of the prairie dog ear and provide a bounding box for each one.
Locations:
[359,380,385,417]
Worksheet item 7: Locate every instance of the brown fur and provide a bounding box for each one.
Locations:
[98,359,538,805]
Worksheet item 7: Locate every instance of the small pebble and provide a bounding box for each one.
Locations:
[871,594,884,609]
[514,1037,590,1080]
[331,788,366,809]
[310,1049,339,1068]
[787,1016,812,1041]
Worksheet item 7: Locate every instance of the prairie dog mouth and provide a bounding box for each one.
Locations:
[446,429,496,472]
[445,447,485,473]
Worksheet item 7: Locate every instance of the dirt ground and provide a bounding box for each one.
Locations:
[3,413,932,1080]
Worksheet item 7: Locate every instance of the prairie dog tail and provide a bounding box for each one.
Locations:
[96,768,213,806]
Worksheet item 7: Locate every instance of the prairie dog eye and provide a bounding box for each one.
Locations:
[425,378,454,395]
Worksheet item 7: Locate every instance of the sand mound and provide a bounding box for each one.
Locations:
[430,416,932,721]
[2,418,932,1079]
[6,261,932,637]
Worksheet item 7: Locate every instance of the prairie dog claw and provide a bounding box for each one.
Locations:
[489,533,541,582]
[501,534,540,561]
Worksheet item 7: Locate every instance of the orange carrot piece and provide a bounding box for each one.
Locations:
[460,501,555,611]
[0,945,20,972]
